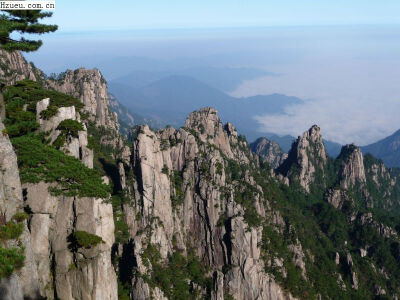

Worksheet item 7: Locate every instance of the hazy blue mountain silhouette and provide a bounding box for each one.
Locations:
[108,75,300,141]
[111,67,273,92]
[361,129,400,167]
[109,74,342,156]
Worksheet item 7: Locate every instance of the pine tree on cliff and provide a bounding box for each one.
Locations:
[0,10,57,52]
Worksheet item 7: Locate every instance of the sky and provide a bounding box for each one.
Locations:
[50,0,400,31]
[20,1,400,146]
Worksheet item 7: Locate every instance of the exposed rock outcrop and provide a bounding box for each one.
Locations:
[127,108,294,299]
[23,182,117,299]
[47,69,119,131]
[338,144,366,189]
[0,121,23,220]
[0,51,118,299]
[35,98,93,168]
[0,50,45,86]
[278,125,327,192]
[250,137,288,168]
[0,120,41,298]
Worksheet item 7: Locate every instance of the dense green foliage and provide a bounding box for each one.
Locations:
[170,170,185,208]
[0,247,25,278]
[0,213,26,278]
[3,80,83,115]
[0,222,23,241]
[111,192,131,244]
[141,244,212,299]
[0,10,57,52]
[1,81,110,199]
[69,231,104,250]
[12,212,28,223]
[12,135,110,198]
[2,80,82,138]
[53,119,84,148]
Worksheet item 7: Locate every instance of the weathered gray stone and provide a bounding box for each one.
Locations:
[278,125,327,192]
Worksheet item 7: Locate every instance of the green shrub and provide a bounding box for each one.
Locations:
[170,170,184,208]
[53,134,66,148]
[215,161,223,176]
[4,106,39,138]
[0,247,25,278]
[69,231,104,250]
[40,105,58,120]
[12,212,28,223]
[57,119,83,138]
[162,165,169,175]
[141,245,212,299]
[11,136,110,198]
[3,80,83,114]
[0,222,23,240]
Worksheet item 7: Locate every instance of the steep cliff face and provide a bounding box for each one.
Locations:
[337,144,366,190]
[250,137,288,168]
[0,121,41,299]
[0,51,118,299]
[277,125,327,192]
[24,182,117,299]
[124,108,293,299]
[0,50,45,86]
[47,69,119,131]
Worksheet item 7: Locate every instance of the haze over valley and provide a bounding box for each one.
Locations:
[25,25,400,147]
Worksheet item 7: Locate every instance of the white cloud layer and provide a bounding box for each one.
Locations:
[231,59,400,145]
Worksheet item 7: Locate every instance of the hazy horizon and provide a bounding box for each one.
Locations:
[24,24,400,146]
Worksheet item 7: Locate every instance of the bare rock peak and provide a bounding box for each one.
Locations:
[250,137,287,169]
[338,144,366,189]
[278,124,327,192]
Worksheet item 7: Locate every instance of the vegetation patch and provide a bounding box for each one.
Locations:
[0,247,25,278]
[53,119,84,148]
[0,222,24,241]
[0,214,26,278]
[3,80,83,119]
[11,136,110,198]
[68,230,104,250]
[170,170,185,208]
[141,244,213,299]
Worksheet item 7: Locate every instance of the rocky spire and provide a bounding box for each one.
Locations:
[250,137,288,168]
[337,144,366,189]
[185,107,234,158]
[278,125,327,192]
[47,68,119,131]
[0,49,45,86]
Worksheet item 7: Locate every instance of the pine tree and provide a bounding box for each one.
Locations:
[0,10,57,52]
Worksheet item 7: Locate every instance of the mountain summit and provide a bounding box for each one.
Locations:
[361,129,400,167]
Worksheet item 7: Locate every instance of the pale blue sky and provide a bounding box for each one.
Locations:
[23,1,400,145]
[51,0,400,31]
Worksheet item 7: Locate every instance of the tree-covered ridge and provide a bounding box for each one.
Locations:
[260,129,400,298]
[2,80,109,198]
[173,112,400,298]
[12,136,110,198]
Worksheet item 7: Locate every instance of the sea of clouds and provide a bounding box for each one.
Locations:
[231,59,400,146]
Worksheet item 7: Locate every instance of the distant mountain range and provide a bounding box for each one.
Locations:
[361,129,400,168]
[108,74,344,157]
[111,67,274,93]
[108,75,302,142]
